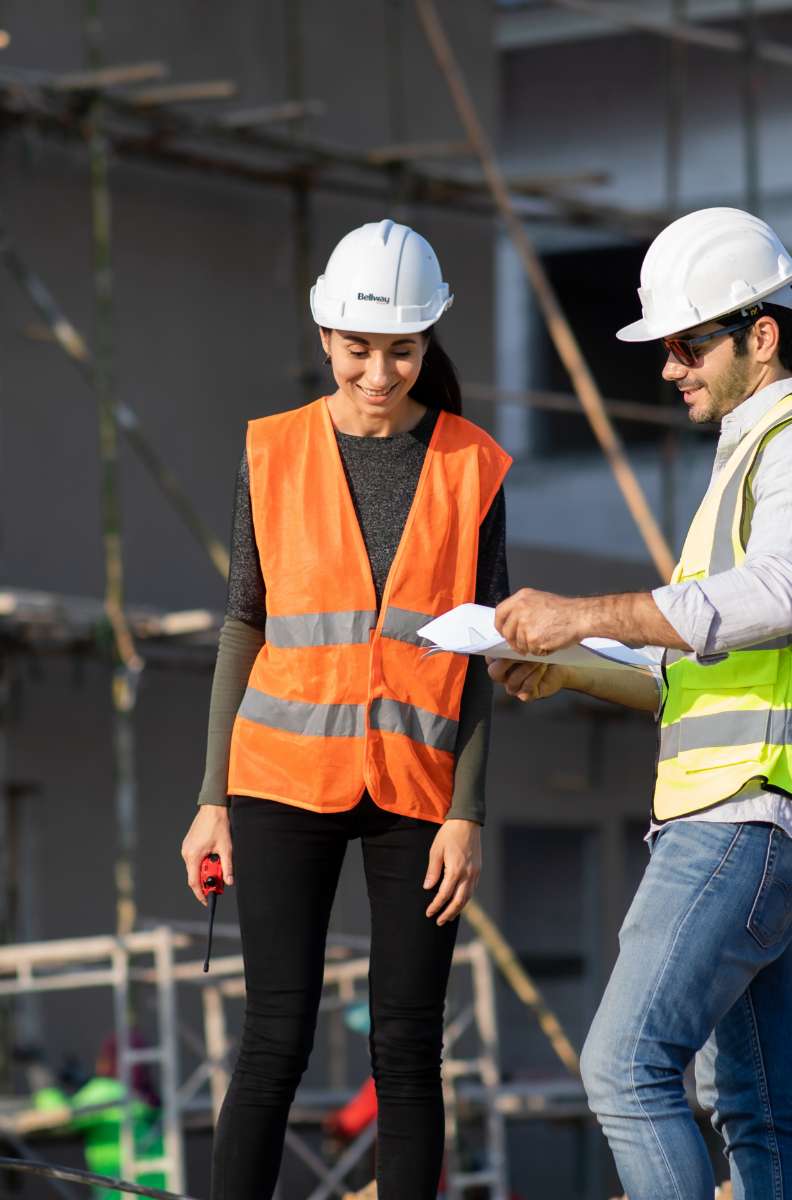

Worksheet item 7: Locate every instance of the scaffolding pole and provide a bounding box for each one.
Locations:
[83,0,143,939]
[0,74,664,240]
[416,0,676,582]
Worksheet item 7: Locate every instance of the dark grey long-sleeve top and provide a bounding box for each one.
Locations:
[198,406,509,822]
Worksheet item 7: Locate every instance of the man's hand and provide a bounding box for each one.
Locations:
[424,820,481,926]
[495,588,582,657]
[487,657,567,702]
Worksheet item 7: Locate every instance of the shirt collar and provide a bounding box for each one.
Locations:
[719,377,792,444]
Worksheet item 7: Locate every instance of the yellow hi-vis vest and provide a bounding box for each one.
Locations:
[654,393,792,823]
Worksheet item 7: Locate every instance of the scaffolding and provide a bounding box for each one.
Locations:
[0,922,592,1198]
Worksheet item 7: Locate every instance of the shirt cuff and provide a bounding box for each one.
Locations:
[651,580,718,656]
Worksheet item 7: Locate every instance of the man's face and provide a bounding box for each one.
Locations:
[661,320,756,424]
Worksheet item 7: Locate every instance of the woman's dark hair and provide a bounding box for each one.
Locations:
[719,302,792,371]
[322,326,462,415]
[411,327,462,415]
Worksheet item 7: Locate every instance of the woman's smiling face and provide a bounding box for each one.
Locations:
[321,328,427,423]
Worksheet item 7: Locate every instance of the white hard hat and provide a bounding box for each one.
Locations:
[618,207,792,342]
[310,219,453,334]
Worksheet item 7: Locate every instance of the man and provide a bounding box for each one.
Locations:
[490,207,792,1200]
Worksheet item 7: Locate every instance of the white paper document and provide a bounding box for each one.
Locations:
[417,604,654,673]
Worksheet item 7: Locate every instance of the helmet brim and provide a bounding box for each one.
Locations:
[616,317,657,343]
[617,274,792,343]
[314,315,441,335]
[310,287,453,335]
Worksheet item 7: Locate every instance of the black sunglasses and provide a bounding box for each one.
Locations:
[663,312,760,368]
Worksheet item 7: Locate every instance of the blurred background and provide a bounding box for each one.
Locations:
[0,1,787,1196]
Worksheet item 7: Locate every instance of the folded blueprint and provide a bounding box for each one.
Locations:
[417,604,653,673]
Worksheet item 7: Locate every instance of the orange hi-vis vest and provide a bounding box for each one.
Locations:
[227,397,512,823]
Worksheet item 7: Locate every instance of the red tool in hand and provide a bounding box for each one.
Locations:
[200,853,225,973]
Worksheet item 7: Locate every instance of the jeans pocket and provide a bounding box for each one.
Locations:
[747,827,792,949]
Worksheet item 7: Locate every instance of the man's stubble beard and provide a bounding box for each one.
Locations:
[690,352,754,425]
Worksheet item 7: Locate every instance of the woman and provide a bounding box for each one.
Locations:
[181,218,511,1200]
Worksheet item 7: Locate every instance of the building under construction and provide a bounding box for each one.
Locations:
[1,1,788,1197]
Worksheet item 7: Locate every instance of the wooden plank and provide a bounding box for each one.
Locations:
[52,61,168,91]
[220,99,326,127]
[367,138,472,164]
[505,169,610,192]
[0,929,189,970]
[128,81,237,107]
[0,588,222,645]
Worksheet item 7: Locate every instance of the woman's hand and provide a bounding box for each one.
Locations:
[423,819,481,926]
[486,657,567,702]
[181,804,234,906]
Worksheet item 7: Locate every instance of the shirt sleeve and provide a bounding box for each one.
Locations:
[226,451,267,629]
[445,487,509,824]
[197,617,265,806]
[475,486,510,606]
[198,453,267,806]
[651,426,792,655]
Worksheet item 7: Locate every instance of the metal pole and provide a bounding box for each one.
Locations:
[113,944,135,1188]
[154,929,185,1193]
[469,941,508,1200]
[83,0,143,937]
[415,0,676,581]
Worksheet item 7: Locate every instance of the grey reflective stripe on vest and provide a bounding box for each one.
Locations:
[265,608,433,647]
[709,413,792,575]
[239,689,458,750]
[369,698,458,752]
[265,610,376,647]
[380,607,434,645]
[239,688,364,737]
[659,707,792,762]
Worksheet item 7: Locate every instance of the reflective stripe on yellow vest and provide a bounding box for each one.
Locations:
[654,393,792,822]
[227,398,512,823]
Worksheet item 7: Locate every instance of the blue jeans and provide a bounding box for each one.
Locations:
[580,820,792,1200]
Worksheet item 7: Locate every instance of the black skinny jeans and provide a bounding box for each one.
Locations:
[210,793,459,1200]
